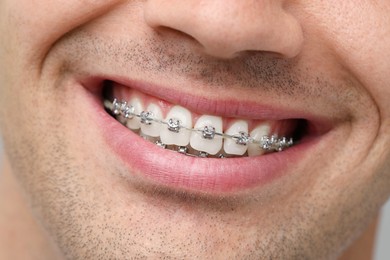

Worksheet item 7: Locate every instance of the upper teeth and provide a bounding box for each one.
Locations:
[160,105,193,146]
[190,115,223,155]
[106,98,294,157]
[224,120,249,155]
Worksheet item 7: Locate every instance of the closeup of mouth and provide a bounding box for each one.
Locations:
[103,83,299,159]
[84,77,331,193]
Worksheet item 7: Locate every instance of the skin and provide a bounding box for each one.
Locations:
[0,0,389,259]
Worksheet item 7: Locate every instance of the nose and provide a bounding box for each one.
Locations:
[144,0,304,59]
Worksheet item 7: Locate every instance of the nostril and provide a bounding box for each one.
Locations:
[153,25,199,46]
[144,0,304,60]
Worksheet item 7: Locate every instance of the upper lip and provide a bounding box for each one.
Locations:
[83,75,333,136]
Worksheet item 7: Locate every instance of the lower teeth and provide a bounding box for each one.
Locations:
[134,129,242,158]
[104,99,295,158]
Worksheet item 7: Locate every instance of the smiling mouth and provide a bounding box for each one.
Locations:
[87,78,327,192]
[101,79,312,160]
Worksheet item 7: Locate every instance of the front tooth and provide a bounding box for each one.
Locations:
[223,120,249,155]
[141,103,162,137]
[126,97,143,130]
[247,124,271,157]
[190,115,223,155]
[160,105,192,146]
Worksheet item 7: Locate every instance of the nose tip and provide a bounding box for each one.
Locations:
[144,0,304,59]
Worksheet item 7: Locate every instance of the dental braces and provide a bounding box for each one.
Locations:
[104,99,294,153]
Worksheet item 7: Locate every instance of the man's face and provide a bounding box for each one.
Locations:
[1,0,390,258]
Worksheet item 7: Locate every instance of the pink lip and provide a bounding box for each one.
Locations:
[83,77,324,193]
[99,107,314,193]
[85,76,331,126]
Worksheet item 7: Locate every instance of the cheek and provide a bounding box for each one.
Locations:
[305,1,390,117]
[0,0,123,73]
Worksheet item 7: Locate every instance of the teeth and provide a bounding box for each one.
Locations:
[160,105,192,146]
[105,98,294,158]
[141,103,162,137]
[115,101,129,125]
[126,97,143,130]
[248,124,271,157]
[190,115,223,155]
[224,120,249,155]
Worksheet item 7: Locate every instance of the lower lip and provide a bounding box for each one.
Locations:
[87,85,316,194]
[92,109,312,194]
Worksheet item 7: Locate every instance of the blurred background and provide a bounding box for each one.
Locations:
[0,137,388,259]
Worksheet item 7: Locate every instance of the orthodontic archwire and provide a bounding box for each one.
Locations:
[104,99,294,153]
